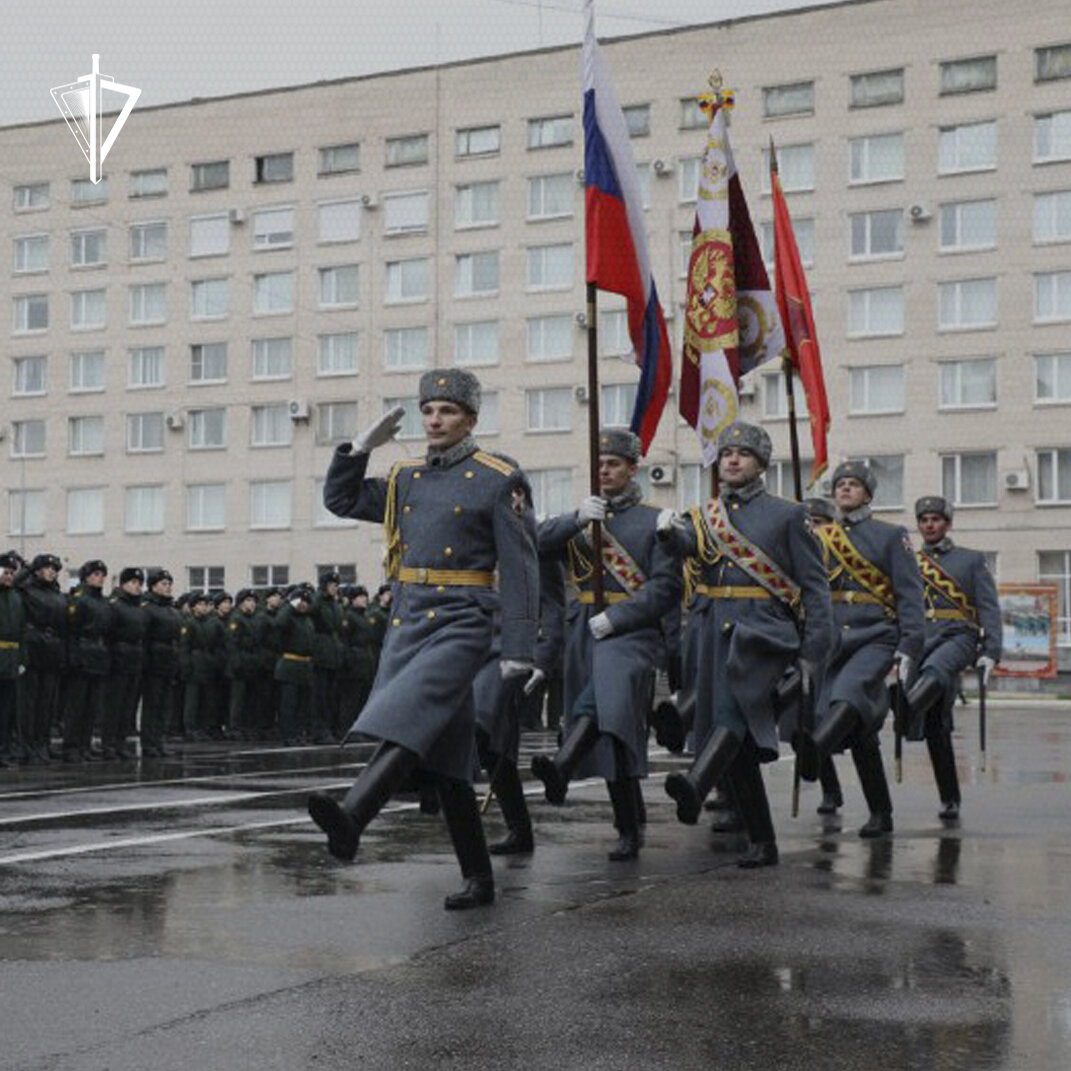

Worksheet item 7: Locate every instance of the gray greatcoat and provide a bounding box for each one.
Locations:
[323,436,539,782]
[664,480,833,762]
[916,538,1002,733]
[816,506,926,738]
[539,486,682,780]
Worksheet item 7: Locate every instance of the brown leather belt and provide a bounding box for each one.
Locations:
[395,566,495,588]
[695,585,771,599]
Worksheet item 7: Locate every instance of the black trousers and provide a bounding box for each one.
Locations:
[20,666,60,754]
[63,672,106,754]
[279,681,310,743]
[140,674,174,752]
[0,678,16,757]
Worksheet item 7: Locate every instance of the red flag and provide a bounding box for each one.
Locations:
[771,147,830,487]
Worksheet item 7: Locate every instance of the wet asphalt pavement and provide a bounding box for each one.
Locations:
[1,700,1069,1071]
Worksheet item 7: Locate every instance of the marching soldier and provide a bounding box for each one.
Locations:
[656,422,833,867]
[310,572,344,743]
[63,560,114,762]
[141,570,182,757]
[906,496,1002,820]
[107,567,148,759]
[0,552,25,765]
[797,461,925,837]
[310,368,539,910]
[531,428,682,862]
[227,589,261,739]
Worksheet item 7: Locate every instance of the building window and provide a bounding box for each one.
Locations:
[319,265,360,308]
[1036,352,1071,403]
[318,332,359,376]
[13,355,46,396]
[188,565,225,589]
[454,320,499,366]
[189,214,230,257]
[1035,271,1071,323]
[314,476,359,527]
[527,173,574,219]
[849,133,904,184]
[250,404,291,447]
[67,487,104,534]
[188,408,226,449]
[676,464,703,512]
[456,125,500,157]
[69,350,104,392]
[940,56,997,95]
[126,412,164,453]
[125,486,164,533]
[526,387,572,432]
[319,199,361,243]
[850,68,904,108]
[1038,551,1071,646]
[1038,448,1071,504]
[475,391,499,435]
[384,327,428,371]
[940,200,997,252]
[187,485,226,531]
[191,161,229,191]
[939,358,997,409]
[849,454,904,510]
[529,468,574,515]
[13,293,48,333]
[455,250,500,297]
[71,177,107,205]
[455,181,500,229]
[129,221,167,261]
[527,315,573,362]
[678,156,701,203]
[679,98,705,129]
[251,564,291,586]
[941,452,998,506]
[849,209,903,259]
[385,258,429,303]
[253,206,293,248]
[319,143,360,174]
[14,234,49,272]
[253,271,293,314]
[70,229,106,267]
[14,182,50,211]
[528,115,573,149]
[71,288,107,330]
[759,217,815,268]
[939,121,997,174]
[1034,190,1071,243]
[382,397,422,439]
[385,134,428,168]
[128,282,166,325]
[1035,110,1071,163]
[250,481,292,529]
[252,337,292,380]
[255,152,293,183]
[763,81,814,118]
[599,309,630,356]
[763,372,789,419]
[128,346,165,389]
[527,243,574,291]
[317,401,358,444]
[849,364,904,414]
[601,383,637,427]
[190,343,228,384]
[762,144,814,193]
[12,419,46,457]
[849,286,904,336]
[317,563,358,584]
[1036,43,1071,82]
[8,489,46,536]
[130,169,168,198]
[190,278,229,320]
[623,104,650,137]
[383,190,429,235]
[939,278,997,330]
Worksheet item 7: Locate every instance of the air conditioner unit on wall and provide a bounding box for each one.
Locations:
[649,464,675,487]
[228,208,245,225]
[909,203,932,222]
[288,399,310,421]
[652,158,674,176]
[165,411,185,430]
[1004,469,1030,491]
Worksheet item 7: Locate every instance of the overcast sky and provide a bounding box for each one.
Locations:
[2,0,842,127]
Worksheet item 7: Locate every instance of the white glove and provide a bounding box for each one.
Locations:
[656,508,687,536]
[589,612,614,640]
[352,406,405,454]
[523,667,547,695]
[798,658,817,696]
[976,655,996,687]
[576,496,606,525]
[500,659,534,681]
[18,664,26,676]
[289,596,302,608]
[894,651,913,687]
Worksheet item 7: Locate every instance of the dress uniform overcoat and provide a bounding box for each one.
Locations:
[108,589,147,751]
[15,571,67,758]
[64,584,113,756]
[0,583,25,761]
[142,592,182,752]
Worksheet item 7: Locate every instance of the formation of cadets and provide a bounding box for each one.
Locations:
[0,365,1004,911]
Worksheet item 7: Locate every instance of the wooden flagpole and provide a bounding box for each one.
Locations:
[586,282,606,614]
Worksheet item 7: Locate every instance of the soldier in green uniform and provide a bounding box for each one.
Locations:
[227,589,261,740]
[180,592,214,740]
[0,552,25,766]
[107,567,147,759]
[310,572,344,743]
[273,584,316,746]
[63,560,114,762]
[338,585,377,728]
[254,587,283,740]
[141,570,181,757]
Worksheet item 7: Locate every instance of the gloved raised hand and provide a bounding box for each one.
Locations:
[588,612,614,640]
[352,406,406,454]
[976,655,996,687]
[576,496,606,525]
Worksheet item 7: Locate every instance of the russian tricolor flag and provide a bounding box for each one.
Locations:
[582,0,671,454]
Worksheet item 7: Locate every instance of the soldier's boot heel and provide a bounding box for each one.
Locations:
[664,726,739,825]
[727,738,779,869]
[798,701,859,782]
[816,757,844,815]
[737,841,779,869]
[926,729,961,818]
[648,699,686,754]
[444,876,495,911]
[438,776,496,911]
[488,759,534,855]
[607,777,640,861]
[852,736,893,839]
[530,716,598,805]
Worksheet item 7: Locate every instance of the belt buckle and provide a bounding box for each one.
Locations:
[416,567,428,584]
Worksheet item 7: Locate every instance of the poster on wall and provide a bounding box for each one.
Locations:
[995,584,1058,679]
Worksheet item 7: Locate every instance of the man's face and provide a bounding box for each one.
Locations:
[354,594,369,610]
[266,593,282,610]
[918,511,951,545]
[193,601,210,618]
[324,580,339,598]
[421,400,476,450]
[151,578,172,598]
[378,591,392,609]
[240,596,257,615]
[598,454,637,496]
[718,447,763,488]
[122,578,143,597]
[0,567,14,588]
[216,598,233,617]
[37,565,58,584]
[834,477,870,512]
[85,570,106,589]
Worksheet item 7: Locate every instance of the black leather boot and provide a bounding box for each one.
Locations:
[307,742,417,861]
[816,757,844,814]
[798,701,860,782]
[530,715,598,804]
[606,777,640,861]
[727,741,779,869]
[926,724,961,819]
[648,699,686,753]
[438,777,495,910]
[852,736,893,838]
[487,758,534,855]
[664,726,740,825]
[906,671,945,742]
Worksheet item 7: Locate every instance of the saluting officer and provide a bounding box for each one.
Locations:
[63,560,114,762]
[531,428,682,862]
[107,567,148,759]
[310,368,539,910]
[907,496,1003,820]
[656,422,833,868]
[141,569,182,757]
[797,461,925,837]
[0,552,25,765]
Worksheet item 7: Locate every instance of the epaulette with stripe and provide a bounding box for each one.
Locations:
[473,450,515,477]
